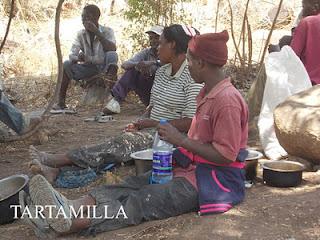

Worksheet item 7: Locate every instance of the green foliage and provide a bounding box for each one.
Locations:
[124,0,192,52]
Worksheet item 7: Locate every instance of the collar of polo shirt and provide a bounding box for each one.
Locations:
[164,59,188,79]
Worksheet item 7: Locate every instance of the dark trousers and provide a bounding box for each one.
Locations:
[84,173,198,236]
[111,68,154,106]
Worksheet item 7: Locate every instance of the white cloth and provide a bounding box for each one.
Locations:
[258,46,312,159]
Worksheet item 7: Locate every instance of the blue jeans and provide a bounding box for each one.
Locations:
[0,90,25,134]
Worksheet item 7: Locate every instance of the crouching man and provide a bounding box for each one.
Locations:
[54,4,118,110]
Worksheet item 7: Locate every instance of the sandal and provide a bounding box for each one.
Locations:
[19,190,57,239]
[50,104,77,114]
[84,112,113,122]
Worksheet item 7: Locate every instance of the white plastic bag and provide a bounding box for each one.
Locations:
[258,46,312,159]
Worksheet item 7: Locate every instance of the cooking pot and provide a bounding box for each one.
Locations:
[0,174,29,224]
[262,160,305,187]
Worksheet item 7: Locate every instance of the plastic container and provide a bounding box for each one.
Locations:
[151,119,173,184]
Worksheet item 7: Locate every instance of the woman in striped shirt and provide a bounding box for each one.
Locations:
[29,24,203,185]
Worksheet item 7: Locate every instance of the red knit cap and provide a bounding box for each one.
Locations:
[188,30,229,66]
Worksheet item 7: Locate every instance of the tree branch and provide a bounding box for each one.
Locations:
[0,0,15,55]
[227,0,244,67]
[259,0,284,66]
[2,0,65,142]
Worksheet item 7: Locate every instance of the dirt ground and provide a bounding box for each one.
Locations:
[0,100,320,240]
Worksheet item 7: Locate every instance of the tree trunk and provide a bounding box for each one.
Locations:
[81,76,109,106]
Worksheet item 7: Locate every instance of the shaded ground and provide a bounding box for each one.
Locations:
[0,99,320,240]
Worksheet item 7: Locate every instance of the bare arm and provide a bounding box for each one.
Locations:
[181,138,233,164]
[140,105,152,119]
[121,61,137,70]
[158,123,233,164]
[131,117,192,132]
[83,21,116,52]
[121,49,150,70]
[96,32,116,51]
[168,118,192,133]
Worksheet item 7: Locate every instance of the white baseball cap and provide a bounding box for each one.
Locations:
[145,25,164,36]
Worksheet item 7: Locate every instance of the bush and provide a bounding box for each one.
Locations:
[123,0,191,51]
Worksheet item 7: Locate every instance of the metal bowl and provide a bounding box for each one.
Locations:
[131,149,265,179]
[245,149,264,181]
[262,161,305,187]
[0,174,29,224]
[130,149,153,176]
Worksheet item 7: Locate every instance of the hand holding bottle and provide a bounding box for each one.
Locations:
[158,122,186,146]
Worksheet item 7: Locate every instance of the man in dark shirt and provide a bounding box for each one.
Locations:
[103,26,163,114]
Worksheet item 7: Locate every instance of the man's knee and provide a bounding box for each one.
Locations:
[105,51,118,66]
[63,60,72,70]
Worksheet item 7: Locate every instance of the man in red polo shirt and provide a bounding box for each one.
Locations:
[159,30,249,214]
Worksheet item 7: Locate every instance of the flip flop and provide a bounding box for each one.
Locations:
[98,115,114,123]
[28,175,72,233]
[19,190,57,239]
[84,117,97,122]
[84,114,113,122]
[50,109,77,114]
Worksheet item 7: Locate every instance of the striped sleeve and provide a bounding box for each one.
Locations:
[182,80,203,118]
[149,67,161,106]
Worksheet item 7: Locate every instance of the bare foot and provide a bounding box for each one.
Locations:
[29,158,59,184]
[29,145,50,165]
[29,145,71,168]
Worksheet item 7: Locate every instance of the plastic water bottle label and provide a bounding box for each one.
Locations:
[152,152,172,175]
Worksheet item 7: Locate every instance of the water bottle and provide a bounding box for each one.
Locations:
[151,119,173,184]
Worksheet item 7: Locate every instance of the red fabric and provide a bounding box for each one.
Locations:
[291,13,320,85]
[188,78,248,162]
[173,78,249,188]
[173,164,197,189]
[178,147,245,168]
[188,30,229,66]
